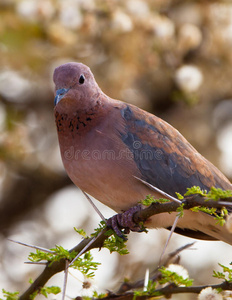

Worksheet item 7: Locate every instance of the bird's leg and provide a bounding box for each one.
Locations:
[106,204,144,239]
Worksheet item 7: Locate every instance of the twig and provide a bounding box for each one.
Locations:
[69,233,100,267]
[19,228,108,300]
[143,269,149,291]
[92,281,232,300]
[133,194,231,224]
[62,260,69,300]
[158,215,179,266]
[8,239,55,254]
[166,242,196,260]
[18,193,232,300]
[117,242,195,294]
[81,190,106,222]
[24,262,48,265]
[218,201,232,206]
[134,177,181,203]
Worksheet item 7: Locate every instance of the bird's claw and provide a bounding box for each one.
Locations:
[106,205,144,240]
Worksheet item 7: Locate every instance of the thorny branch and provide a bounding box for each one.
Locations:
[133,194,232,224]
[95,281,232,300]
[19,193,232,300]
[116,242,195,294]
[19,229,108,300]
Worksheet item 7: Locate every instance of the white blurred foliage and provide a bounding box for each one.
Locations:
[111,10,133,32]
[209,3,232,47]
[45,187,118,295]
[178,23,202,52]
[209,3,232,26]
[2,221,51,294]
[126,0,149,18]
[78,0,96,10]
[222,24,232,45]
[151,15,175,39]
[213,100,232,129]
[223,291,232,299]
[170,3,202,26]
[216,122,232,177]
[166,264,189,279]
[198,287,223,300]
[16,0,55,20]
[175,65,203,93]
[59,1,83,29]
[45,186,89,233]
[213,100,232,176]
[16,0,38,19]
[0,70,31,101]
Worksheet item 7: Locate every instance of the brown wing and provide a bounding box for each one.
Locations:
[119,104,232,197]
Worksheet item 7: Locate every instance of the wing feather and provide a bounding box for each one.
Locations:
[120,104,232,197]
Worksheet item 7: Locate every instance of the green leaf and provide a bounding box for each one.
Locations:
[190,206,217,215]
[1,289,19,300]
[91,221,107,237]
[71,252,101,278]
[213,270,226,280]
[29,285,61,300]
[159,267,193,287]
[28,245,100,278]
[213,263,232,282]
[141,195,169,206]
[133,280,160,298]
[214,213,227,227]
[74,228,88,238]
[92,291,108,299]
[176,203,185,218]
[206,188,232,202]
[190,206,228,227]
[103,229,129,255]
[176,192,184,200]
[40,286,61,298]
[184,186,207,197]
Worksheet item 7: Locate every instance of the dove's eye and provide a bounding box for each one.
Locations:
[79,75,85,84]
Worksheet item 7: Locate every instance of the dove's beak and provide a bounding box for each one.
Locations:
[54,88,70,106]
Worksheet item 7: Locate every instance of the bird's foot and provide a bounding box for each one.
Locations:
[106,204,145,240]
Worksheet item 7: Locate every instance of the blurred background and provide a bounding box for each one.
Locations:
[1,0,232,299]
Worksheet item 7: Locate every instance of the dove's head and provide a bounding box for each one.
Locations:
[53,62,101,112]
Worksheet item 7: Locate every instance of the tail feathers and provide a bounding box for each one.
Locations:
[196,214,232,245]
[148,210,232,245]
[178,212,232,245]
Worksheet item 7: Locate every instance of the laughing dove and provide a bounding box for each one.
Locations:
[53,62,232,244]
